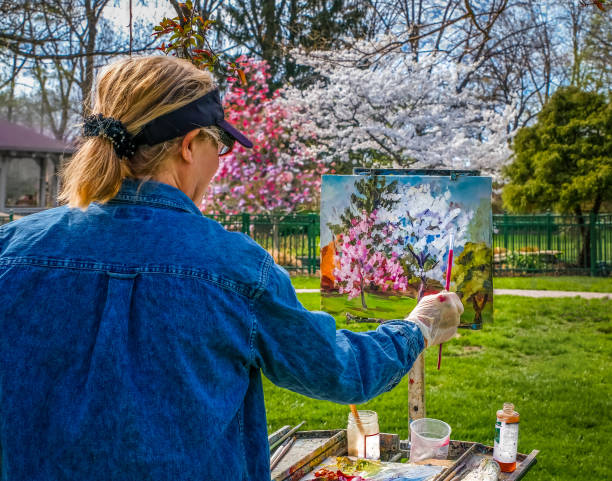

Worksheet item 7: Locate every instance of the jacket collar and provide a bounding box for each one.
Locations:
[109,178,203,216]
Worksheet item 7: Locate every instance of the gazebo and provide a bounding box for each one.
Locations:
[0,119,74,215]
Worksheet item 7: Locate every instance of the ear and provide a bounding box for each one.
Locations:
[180,129,202,164]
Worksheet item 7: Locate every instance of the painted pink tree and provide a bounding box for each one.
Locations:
[334,211,407,309]
[203,56,328,214]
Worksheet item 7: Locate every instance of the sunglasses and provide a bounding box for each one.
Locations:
[218,129,236,156]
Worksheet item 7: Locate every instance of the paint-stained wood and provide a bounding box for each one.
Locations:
[408,353,426,421]
[269,425,292,448]
[271,430,346,481]
[378,433,399,460]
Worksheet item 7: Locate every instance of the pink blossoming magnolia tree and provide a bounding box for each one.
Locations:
[203,56,328,215]
[334,211,407,309]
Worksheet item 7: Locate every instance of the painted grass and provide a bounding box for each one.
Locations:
[320,291,491,328]
[291,275,612,293]
[321,291,418,321]
[263,293,612,481]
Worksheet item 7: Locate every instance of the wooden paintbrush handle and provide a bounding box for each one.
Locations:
[349,404,364,433]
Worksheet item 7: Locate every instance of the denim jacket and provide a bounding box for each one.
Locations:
[0,179,424,481]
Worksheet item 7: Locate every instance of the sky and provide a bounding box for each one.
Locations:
[103,0,175,28]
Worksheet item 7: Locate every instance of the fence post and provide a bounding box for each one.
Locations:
[306,213,318,275]
[242,213,250,236]
[590,212,597,276]
[503,213,508,251]
[546,211,552,251]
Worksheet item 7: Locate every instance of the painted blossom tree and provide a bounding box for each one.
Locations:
[452,242,493,326]
[334,211,407,309]
[381,184,473,300]
[283,37,516,177]
[203,56,327,214]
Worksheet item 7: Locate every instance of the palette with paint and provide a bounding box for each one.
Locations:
[298,456,442,481]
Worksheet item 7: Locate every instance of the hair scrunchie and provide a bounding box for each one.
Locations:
[83,114,137,159]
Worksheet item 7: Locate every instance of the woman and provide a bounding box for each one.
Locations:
[0,56,462,481]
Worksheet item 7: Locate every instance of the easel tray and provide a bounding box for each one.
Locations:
[268,428,538,481]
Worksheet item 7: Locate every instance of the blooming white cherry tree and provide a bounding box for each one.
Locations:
[380,184,473,299]
[283,37,515,176]
[334,210,407,309]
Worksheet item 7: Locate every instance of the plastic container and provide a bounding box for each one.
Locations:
[493,403,520,472]
[409,418,451,463]
[347,410,380,460]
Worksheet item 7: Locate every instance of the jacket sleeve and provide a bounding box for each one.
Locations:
[250,260,425,405]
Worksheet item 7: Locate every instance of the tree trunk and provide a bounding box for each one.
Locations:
[417,277,426,301]
[575,206,588,268]
[360,272,367,310]
[471,293,488,325]
[261,0,280,83]
[81,0,99,117]
[575,196,601,269]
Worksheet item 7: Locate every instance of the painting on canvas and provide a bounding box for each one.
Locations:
[320,174,493,328]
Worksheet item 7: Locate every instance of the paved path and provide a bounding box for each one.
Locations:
[294,288,611,299]
[493,289,610,299]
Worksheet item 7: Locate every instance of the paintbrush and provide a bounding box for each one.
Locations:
[269,421,305,452]
[438,232,455,370]
[446,459,468,480]
[349,404,364,433]
[270,436,296,471]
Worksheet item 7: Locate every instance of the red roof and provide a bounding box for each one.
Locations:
[0,119,74,154]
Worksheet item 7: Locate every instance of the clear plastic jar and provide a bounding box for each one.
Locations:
[347,410,380,460]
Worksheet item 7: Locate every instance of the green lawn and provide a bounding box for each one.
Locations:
[493,276,612,292]
[291,275,612,292]
[263,292,612,481]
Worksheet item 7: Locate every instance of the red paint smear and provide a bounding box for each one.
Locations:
[409,378,415,384]
[314,468,366,481]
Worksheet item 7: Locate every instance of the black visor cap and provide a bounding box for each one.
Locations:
[133,89,253,149]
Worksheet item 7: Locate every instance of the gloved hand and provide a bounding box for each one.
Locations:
[405,291,463,347]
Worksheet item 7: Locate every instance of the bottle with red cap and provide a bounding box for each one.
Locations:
[493,403,520,472]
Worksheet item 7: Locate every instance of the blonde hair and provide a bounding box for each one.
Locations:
[59,55,221,209]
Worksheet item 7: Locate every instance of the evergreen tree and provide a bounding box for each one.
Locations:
[502,86,611,266]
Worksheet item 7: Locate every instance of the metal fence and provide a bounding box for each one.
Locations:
[492,213,612,276]
[2,210,610,277]
[209,212,611,277]
[205,213,320,275]
[0,213,13,226]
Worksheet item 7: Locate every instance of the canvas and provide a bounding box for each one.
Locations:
[320,174,493,328]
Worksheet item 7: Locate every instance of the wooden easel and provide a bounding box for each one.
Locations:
[408,351,426,423]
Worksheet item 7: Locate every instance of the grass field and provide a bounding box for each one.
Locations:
[493,276,612,293]
[263,289,612,480]
[291,275,612,293]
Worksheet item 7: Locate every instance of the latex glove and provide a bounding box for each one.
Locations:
[405,291,463,347]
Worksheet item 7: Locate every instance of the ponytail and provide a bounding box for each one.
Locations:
[59,55,217,209]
